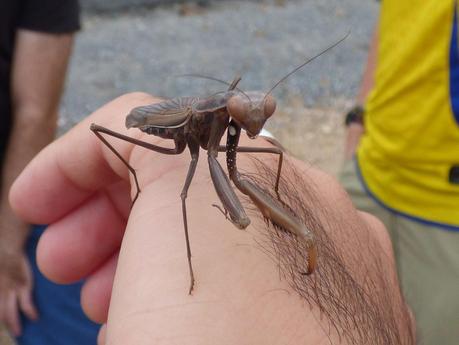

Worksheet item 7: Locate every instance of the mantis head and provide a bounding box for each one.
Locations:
[226,31,349,139]
[227,91,276,139]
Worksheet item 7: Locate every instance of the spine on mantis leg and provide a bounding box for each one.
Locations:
[226,120,317,274]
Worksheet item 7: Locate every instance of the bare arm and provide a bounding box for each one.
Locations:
[1,30,74,246]
[357,24,378,105]
[0,29,74,336]
[344,25,378,159]
[10,94,415,344]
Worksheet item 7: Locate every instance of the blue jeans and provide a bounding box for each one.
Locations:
[16,225,99,345]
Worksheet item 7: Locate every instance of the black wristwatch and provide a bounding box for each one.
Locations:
[344,105,365,126]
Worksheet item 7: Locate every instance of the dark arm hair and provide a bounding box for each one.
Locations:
[243,157,415,345]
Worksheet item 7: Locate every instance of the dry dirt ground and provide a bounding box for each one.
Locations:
[265,97,350,175]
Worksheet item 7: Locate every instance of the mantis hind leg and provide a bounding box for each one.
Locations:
[90,123,185,206]
[91,125,142,205]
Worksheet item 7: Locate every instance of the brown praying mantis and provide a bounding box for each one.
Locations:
[90,34,347,294]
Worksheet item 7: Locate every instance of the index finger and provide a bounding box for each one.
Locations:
[9,93,157,224]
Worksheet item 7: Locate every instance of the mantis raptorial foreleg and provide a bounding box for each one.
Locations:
[218,145,284,194]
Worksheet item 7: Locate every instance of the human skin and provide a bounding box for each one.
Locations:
[0,30,74,336]
[344,24,378,159]
[9,93,412,344]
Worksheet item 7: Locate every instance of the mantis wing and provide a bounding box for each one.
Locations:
[192,91,236,113]
[126,96,199,129]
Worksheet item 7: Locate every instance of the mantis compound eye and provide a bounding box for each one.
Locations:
[227,94,250,126]
[263,95,277,119]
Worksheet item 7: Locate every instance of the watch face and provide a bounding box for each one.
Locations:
[449,165,459,184]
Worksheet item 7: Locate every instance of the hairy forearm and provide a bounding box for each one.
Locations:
[244,156,415,344]
[103,136,414,344]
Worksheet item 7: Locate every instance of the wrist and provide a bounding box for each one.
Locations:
[0,207,31,250]
[344,105,365,127]
[344,122,365,160]
[0,231,28,252]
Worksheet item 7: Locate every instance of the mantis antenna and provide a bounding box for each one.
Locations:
[264,31,351,100]
[176,73,252,101]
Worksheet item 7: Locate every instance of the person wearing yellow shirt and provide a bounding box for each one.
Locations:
[341,1,459,344]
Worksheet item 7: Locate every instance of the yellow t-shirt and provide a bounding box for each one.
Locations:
[357,0,459,228]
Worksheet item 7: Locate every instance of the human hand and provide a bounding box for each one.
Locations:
[0,214,38,337]
[9,93,414,345]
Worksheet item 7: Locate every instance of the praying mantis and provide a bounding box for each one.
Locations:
[90,33,347,294]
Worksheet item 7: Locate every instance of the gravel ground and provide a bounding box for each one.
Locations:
[1,1,378,343]
[58,0,378,174]
[61,0,378,133]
